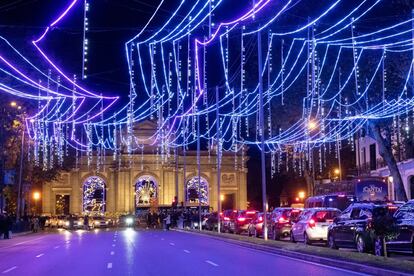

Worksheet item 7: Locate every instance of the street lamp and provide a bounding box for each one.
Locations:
[308,120,318,131]
[33,192,41,216]
[10,101,17,108]
[220,194,225,201]
[298,191,306,200]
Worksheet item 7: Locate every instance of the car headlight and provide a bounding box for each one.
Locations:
[65,221,70,226]
[95,221,99,225]
[125,217,133,225]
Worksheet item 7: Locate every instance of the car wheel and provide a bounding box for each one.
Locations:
[290,231,296,243]
[248,228,252,237]
[328,234,338,249]
[253,228,258,238]
[304,233,312,245]
[356,235,367,253]
[374,237,385,256]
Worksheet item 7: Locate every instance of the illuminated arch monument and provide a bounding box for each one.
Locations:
[42,120,248,215]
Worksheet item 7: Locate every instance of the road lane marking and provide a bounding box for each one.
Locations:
[36,254,44,258]
[2,266,17,274]
[110,251,115,255]
[54,246,60,249]
[183,250,190,254]
[169,242,175,246]
[161,238,164,240]
[112,244,116,247]
[205,260,219,267]
[107,263,112,269]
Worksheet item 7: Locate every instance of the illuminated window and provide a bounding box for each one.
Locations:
[186,176,209,205]
[83,176,106,214]
[135,175,157,206]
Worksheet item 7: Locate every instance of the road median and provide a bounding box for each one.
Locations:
[175,229,414,276]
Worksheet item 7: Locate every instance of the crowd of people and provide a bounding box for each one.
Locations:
[144,209,208,230]
[0,213,13,239]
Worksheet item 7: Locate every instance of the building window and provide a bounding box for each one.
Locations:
[135,175,158,206]
[83,176,106,214]
[186,176,209,205]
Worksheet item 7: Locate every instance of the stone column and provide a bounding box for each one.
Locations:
[72,171,81,214]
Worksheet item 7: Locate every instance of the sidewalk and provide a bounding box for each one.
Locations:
[176,229,414,276]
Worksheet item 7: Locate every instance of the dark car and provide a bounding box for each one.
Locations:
[381,200,414,255]
[247,212,271,238]
[269,208,302,240]
[232,210,258,234]
[327,202,399,253]
[221,210,238,233]
[222,210,258,234]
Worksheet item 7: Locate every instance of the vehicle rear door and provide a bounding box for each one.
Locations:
[292,211,311,241]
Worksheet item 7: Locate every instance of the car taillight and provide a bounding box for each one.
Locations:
[237,217,246,222]
[224,217,230,221]
[308,219,316,228]
[278,217,289,224]
[258,216,263,222]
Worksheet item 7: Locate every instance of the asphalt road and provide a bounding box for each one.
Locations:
[0,229,369,276]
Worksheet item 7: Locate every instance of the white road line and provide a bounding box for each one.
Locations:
[205,260,219,267]
[161,238,165,241]
[112,244,116,247]
[2,266,17,274]
[169,242,175,246]
[36,254,44,258]
[110,251,115,255]
[183,250,190,254]
[107,263,112,269]
[54,246,60,249]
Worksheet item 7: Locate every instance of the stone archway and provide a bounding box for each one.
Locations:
[82,176,106,214]
[135,175,158,207]
[186,176,209,205]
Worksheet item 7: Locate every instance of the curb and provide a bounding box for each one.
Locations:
[175,229,413,276]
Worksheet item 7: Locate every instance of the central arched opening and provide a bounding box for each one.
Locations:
[83,176,106,214]
[186,176,209,205]
[135,175,158,206]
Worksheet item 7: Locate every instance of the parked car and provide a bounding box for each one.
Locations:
[290,208,340,244]
[327,202,399,253]
[269,208,302,240]
[233,210,258,234]
[221,210,239,233]
[247,212,271,238]
[379,200,414,255]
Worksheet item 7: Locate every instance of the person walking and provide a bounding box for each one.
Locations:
[0,214,5,239]
[84,216,89,230]
[165,213,171,231]
[4,215,12,239]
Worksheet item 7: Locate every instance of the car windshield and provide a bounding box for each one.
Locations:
[288,209,302,220]
[313,210,340,222]
[394,203,414,220]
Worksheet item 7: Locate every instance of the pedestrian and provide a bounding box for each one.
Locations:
[146,212,152,229]
[32,217,39,233]
[84,215,89,230]
[4,215,12,239]
[165,213,171,231]
[0,214,5,239]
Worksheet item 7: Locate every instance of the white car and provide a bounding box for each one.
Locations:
[290,208,340,244]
